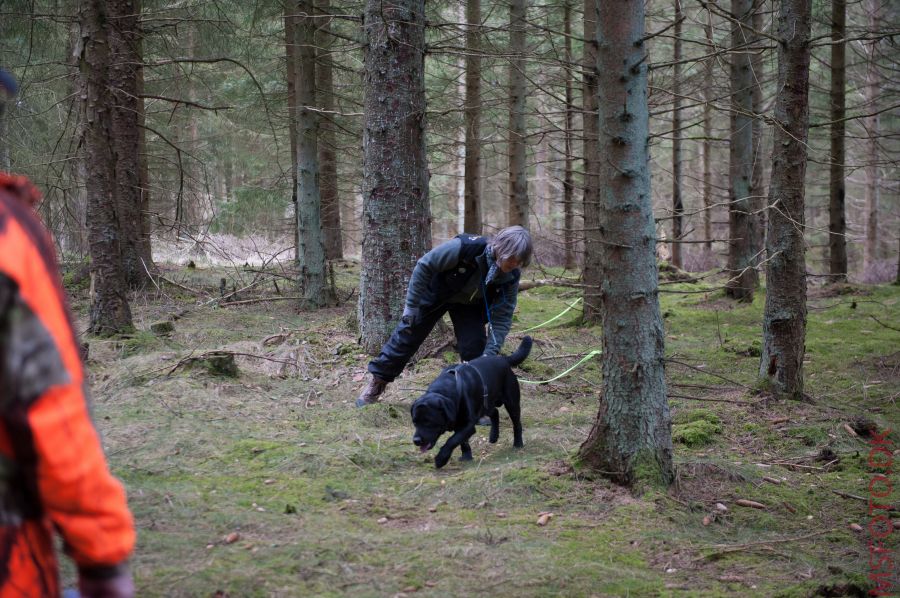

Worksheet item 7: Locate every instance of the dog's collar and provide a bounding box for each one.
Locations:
[451,363,491,414]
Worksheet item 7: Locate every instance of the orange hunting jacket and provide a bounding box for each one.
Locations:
[0,173,135,597]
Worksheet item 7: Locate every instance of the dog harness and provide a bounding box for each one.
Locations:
[451,363,492,416]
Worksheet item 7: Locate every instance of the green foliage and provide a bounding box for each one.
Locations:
[210,186,291,237]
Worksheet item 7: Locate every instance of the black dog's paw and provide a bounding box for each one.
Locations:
[459,452,473,462]
[489,432,499,444]
[513,440,524,448]
[434,452,451,468]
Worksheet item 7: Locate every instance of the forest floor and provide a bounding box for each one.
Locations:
[63,259,898,597]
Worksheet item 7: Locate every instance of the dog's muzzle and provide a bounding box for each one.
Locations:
[413,435,433,452]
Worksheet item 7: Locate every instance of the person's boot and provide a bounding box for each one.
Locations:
[355,375,388,407]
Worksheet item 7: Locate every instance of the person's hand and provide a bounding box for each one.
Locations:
[78,569,135,598]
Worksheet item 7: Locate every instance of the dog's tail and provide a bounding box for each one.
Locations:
[505,336,533,368]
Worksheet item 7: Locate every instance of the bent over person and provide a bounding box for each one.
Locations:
[357,226,532,407]
[0,74,136,597]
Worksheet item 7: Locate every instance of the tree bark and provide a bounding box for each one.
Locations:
[750,1,766,268]
[828,0,847,281]
[109,0,153,287]
[135,0,153,277]
[78,0,133,335]
[284,1,299,261]
[581,0,602,324]
[576,0,674,488]
[463,0,482,234]
[359,0,430,353]
[507,0,528,228]
[293,0,330,308]
[316,0,343,259]
[702,10,714,253]
[563,1,576,271]
[862,0,881,282]
[759,0,811,400]
[725,0,758,301]
[671,0,684,269]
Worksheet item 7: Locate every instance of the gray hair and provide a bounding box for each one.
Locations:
[491,226,532,268]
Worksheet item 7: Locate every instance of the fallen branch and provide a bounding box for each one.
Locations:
[219,296,303,307]
[665,358,752,390]
[158,273,205,296]
[519,279,584,291]
[698,528,838,561]
[668,393,754,405]
[831,489,866,502]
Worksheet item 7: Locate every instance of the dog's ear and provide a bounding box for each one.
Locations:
[439,394,457,424]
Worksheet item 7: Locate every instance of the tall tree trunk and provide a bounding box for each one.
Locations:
[563,1,576,270]
[359,0,430,353]
[581,0,602,323]
[463,0,482,234]
[828,0,847,281]
[862,0,881,282]
[284,1,299,261]
[293,0,330,308]
[507,0,528,228]
[725,0,758,301]
[576,0,674,488]
[135,0,153,276]
[750,1,766,260]
[78,0,132,335]
[109,0,152,287]
[671,0,684,269]
[702,10,714,253]
[316,0,342,259]
[759,0,811,400]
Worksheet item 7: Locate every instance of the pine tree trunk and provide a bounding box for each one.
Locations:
[359,0,430,353]
[284,1,299,260]
[725,0,758,301]
[862,0,881,282]
[750,2,766,260]
[293,0,330,308]
[563,1,575,271]
[135,0,153,276]
[828,0,847,281]
[463,0,482,234]
[507,0,528,228]
[581,0,602,323]
[576,0,674,488]
[759,0,811,400]
[671,0,684,269]
[109,0,152,287]
[702,11,714,253]
[316,0,343,259]
[79,0,133,335]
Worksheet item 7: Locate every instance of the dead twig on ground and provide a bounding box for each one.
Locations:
[219,296,303,307]
[665,358,753,390]
[697,528,838,561]
[668,393,754,405]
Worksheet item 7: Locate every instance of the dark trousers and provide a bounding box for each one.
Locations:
[368,302,486,382]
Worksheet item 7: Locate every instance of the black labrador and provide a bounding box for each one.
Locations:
[410,336,532,468]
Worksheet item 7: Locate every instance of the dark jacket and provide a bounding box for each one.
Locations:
[404,234,520,356]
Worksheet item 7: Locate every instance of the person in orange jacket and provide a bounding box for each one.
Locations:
[0,70,135,598]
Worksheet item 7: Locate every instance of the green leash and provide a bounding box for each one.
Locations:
[517,297,582,333]
[519,349,602,385]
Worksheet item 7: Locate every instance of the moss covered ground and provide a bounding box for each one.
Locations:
[67,262,898,597]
